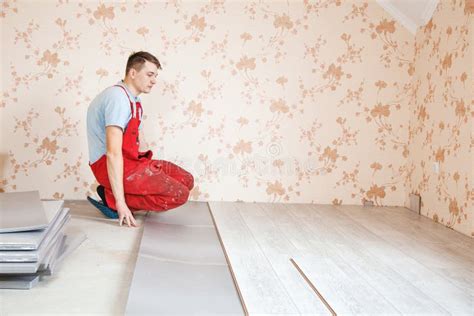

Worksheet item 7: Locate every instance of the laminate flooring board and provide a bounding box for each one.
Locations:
[126,202,244,315]
[327,243,449,314]
[234,203,331,315]
[285,204,378,247]
[282,204,450,314]
[0,200,64,250]
[336,205,473,314]
[284,205,404,314]
[216,202,473,314]
[365,241,473,314]
[336,206,464,268]
[337,205,473,275]
[370,206,472,251]
[318,205,473,311]
[0,191,48,233]
[373,207,474,292]
[209,201,300,315]
[292,255,399,315]
[383,206,474,263]
[259,203,337,256]
[237,203,300,256]
[293,204,387,249]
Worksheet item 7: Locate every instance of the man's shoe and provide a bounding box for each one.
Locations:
[87,196,119,219]
[96,185,108,207]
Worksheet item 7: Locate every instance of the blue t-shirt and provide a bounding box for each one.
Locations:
[87,81,141,164]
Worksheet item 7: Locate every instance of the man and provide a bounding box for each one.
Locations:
[86,51,194,227]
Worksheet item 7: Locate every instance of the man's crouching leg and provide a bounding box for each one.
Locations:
[128,181,191,212]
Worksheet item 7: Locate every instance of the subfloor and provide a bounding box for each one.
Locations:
[0,200,147,314]
[0,201,472,315]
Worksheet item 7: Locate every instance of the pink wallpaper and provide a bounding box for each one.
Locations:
[407,0,473,237]
[0,1,472,236]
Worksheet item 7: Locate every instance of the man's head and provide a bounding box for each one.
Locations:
[124,51,161,95]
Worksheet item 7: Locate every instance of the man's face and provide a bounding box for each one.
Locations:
[130,60,158,94]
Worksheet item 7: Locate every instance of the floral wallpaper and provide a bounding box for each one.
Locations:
[0,1,471,236]
[406,0,473,237]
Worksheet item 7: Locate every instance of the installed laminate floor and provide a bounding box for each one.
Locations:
[208,202,474,316]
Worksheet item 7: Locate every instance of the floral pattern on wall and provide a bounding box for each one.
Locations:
[0,1,471,236]
[407,0,473,237]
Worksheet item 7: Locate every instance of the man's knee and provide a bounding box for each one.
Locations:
[187,173,194,191]
[174,185,190,206]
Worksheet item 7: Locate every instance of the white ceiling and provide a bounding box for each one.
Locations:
[376,0,439,34]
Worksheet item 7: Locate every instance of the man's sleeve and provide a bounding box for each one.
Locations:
[103,88,131,130]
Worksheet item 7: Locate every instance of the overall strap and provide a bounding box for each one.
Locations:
[136,101,143,120]
[114,85,139,118]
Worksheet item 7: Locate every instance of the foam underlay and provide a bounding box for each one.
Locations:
[0,229,86,289]
[0,211,70,273]
[0,200,65,250]
[0,191,48,233]
[125,202,243,315]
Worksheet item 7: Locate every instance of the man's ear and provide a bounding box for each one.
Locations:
[129,68,136,79]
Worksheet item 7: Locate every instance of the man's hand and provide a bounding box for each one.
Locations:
[106,126,137,227]
[116,200,137,227]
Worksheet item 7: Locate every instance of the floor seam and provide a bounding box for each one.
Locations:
[138,253,227,266]
[207,202,249,316]
[290,258,337,316]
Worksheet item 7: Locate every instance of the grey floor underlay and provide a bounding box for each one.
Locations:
[140,221,226,265]
[0,211,70,262]
[0,200,64,251]
[125,202,244,315]
[0,229,86,289]
[0,212,70,274]
[0,274,39,290]
[0,191,48,233]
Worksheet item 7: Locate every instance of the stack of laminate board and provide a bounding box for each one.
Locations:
[0,191,84,289]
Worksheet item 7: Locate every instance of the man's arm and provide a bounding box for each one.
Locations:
[106,126,137,227]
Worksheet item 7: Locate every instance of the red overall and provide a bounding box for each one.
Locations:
[90,85,194,212]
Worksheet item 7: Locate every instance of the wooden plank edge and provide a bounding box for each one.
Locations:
[290,258,337,316]
[207,202,249,316]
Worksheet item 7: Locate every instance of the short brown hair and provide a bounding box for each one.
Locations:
[125,51,161,76]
